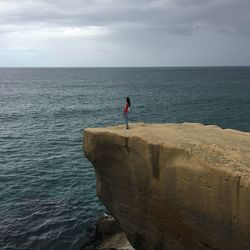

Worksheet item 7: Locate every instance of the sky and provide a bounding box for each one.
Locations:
[0,0,250,67]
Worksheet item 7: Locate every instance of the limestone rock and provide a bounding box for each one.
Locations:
[96,214,135,250]
[83,123,250,250]
[96,214,122,240]
[99,232,135,250]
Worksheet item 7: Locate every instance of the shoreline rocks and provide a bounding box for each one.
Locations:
[96,214,135,250]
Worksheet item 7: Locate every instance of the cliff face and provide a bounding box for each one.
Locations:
[83,123,250,250]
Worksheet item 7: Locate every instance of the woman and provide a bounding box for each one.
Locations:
[123,97,131,129]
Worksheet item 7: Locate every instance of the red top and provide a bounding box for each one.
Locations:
[124,102,130,113]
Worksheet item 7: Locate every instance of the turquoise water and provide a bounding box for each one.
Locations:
[0,67,250,249]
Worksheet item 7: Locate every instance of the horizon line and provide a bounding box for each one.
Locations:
[0,65,250,69]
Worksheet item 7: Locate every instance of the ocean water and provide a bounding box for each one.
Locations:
[0,67,250,250]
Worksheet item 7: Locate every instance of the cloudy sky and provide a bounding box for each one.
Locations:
[0,0,250,67]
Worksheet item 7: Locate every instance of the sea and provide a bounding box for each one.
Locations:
[0,67,250,250]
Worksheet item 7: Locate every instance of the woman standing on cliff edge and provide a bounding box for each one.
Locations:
[123,97,131,129]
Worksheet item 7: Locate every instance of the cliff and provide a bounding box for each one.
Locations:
[83,123,250,250]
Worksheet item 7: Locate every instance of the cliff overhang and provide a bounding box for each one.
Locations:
[83,123,250,250]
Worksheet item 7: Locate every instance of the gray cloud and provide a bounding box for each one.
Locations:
[1,0,250,35]
[0,0,250,66]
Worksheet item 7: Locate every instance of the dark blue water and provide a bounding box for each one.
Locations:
[0,67,250,250]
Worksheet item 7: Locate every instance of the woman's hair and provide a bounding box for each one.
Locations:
[126,97,131,107]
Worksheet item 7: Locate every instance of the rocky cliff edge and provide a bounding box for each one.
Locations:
[83,123,250,250]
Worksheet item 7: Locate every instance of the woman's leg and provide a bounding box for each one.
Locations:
[125,113,129,129]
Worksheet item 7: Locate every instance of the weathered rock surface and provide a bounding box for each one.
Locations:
[83,123,250,250]
[96,214,122,240]
[95,214,135,250]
